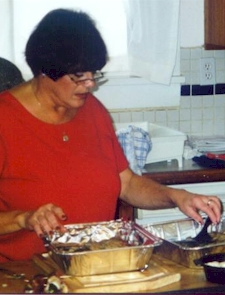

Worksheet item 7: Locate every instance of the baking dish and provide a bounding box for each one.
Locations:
[143,217,225,268]
[43,220,162,276]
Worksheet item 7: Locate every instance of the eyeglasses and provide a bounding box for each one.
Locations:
[68,71,104,85]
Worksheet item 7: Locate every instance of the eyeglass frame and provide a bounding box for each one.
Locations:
[67,71,104,85]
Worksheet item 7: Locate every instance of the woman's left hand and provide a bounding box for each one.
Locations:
[172,189,222,224]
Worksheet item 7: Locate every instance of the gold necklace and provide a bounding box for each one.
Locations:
[31,82,70,142]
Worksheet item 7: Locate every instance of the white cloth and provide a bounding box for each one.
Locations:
[116,125,152,175]
[124,0,181,85]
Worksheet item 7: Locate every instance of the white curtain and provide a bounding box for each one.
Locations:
[0,0,181,85]
[124,0,181,85]
[0,0,14,61]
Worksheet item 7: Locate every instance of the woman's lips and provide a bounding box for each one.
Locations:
[76,93,88,99]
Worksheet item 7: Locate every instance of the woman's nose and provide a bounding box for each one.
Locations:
[83,72,96,88]
[84,79,96,88]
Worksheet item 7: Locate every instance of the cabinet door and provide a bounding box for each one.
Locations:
[205,0,225,49]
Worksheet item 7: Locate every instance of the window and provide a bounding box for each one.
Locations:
[1,0,183,109]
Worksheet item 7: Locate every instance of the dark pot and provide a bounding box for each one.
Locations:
[194,253,225,284]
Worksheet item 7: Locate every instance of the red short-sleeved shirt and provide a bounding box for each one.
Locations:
[0,91,128,261]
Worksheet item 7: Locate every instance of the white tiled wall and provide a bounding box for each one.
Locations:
[110,48,225,137]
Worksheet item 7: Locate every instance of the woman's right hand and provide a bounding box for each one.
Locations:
[18,203,67,238]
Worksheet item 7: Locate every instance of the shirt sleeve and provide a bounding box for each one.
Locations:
[102,108,129,173]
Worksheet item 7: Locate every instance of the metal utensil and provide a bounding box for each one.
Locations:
[178,217,213,247]
[193,217,213,244]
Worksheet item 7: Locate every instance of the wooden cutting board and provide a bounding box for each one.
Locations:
[33,254,181,293]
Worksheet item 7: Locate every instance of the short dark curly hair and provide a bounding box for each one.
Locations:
[25,8,108,80]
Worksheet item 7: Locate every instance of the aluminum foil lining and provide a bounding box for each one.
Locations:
[46,220,151,252]
[144,217,225,245]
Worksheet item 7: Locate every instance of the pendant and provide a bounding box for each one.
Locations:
[63,134,69,142]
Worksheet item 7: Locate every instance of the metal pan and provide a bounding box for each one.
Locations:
[144,217,225,268]
[44,220,163,276]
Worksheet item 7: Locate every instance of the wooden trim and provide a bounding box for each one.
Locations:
[204,0,225,50]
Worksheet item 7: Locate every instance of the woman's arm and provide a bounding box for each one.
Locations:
[119,168,222,224]
[0,203,67,236]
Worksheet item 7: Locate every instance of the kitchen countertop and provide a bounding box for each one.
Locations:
[143,158,225,185]
[0,254,223,294]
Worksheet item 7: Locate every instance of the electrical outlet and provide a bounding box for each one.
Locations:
[200,57,216,85]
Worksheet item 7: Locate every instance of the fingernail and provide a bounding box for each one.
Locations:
[61,215,67,220]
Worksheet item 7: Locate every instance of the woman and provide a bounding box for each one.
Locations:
[0,8,221,262]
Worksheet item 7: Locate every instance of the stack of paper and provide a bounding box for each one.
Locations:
[188,136,225,153]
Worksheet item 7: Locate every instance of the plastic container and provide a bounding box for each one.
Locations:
[114,122,186,167]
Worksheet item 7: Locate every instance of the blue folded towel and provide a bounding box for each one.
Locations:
[116,125,152,175]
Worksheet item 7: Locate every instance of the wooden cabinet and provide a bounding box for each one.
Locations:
[205,0,225,49]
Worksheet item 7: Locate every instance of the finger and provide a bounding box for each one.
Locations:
[25,204,67,236]
[44,210,66,233]
[206,196,222,210]
[49,204,67,221]
[185,209,204,224]
[183,195,221,224]
[204,198,222,223]
[32,222,45,238]
[192,197,221,225]
[37,213,55,236]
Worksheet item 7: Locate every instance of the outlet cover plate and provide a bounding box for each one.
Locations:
[200,57,216,85]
